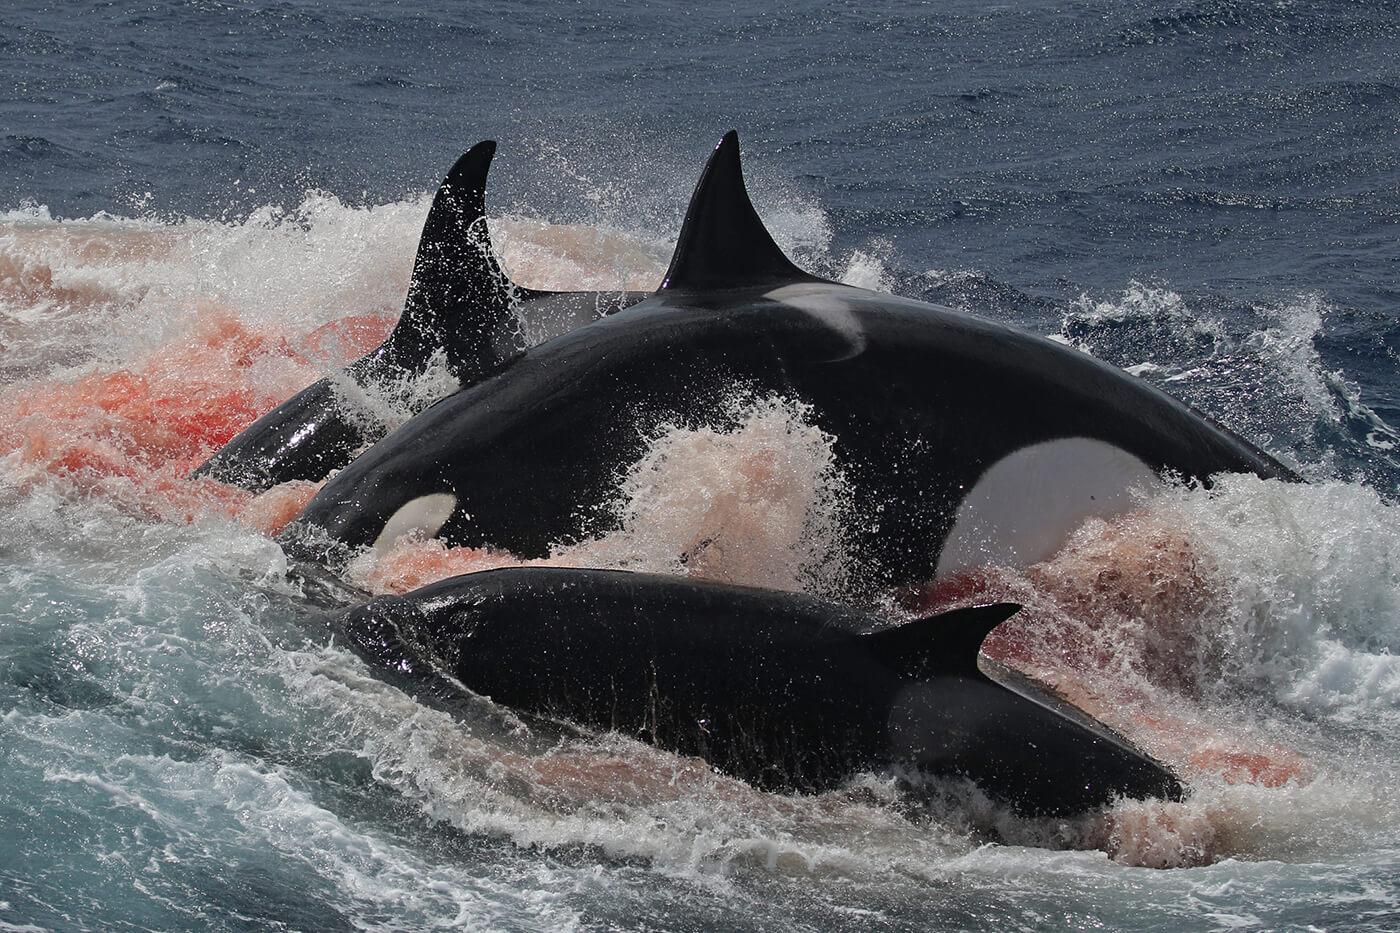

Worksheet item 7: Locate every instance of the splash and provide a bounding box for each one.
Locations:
[0,202,662,537]
[492,215,665,293]
[836,242,895,293]
[355,393,852,596]
[562,392,850,593]
[0,304,378,530]
[898,474,1400,866]
[7,199,1398,875]
[1060,285,1400,485]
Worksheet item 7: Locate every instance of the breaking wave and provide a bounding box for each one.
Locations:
[2,192,1398,883]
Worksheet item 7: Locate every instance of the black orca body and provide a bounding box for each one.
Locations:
[333,566,1184,816]
[286,132,1294,596]
[192,141,646,491]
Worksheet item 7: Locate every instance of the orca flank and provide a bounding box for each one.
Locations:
[331,566,1185,817]
[284,132,1295,595]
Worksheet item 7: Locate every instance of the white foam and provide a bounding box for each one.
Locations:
[6,194,1400,883]
[555,392,850,594]
[1163,475,1400,722]
[836,244,895,293]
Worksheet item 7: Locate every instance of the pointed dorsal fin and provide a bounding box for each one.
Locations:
[865,603,1022,679]
[660,130,822,292]
[381,140,525,383]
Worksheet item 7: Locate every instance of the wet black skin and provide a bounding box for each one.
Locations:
[333,566,1186,817]
[284,133,1294,596]
[191,141,645,492]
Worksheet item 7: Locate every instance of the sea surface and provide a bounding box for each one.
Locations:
[3,2,1399,930]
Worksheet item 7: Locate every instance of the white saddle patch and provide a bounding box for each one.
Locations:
[764,283,867,360]
[935,438,1161,578]
[372,492,459,555]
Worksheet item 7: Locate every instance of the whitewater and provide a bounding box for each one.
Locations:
[2,186,1398,930]
[3,2,1400,930]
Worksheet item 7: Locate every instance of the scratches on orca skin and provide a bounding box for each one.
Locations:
[373,493,459,555]
[764,283,867,361]
[937,438,1161,578]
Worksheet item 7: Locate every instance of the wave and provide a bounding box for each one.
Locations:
[2,191,1399,876]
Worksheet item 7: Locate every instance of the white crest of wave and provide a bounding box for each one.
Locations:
[197,191,424,335]
[556,393,850,595]
[1059,285,1400,479]
[1063,283,1229,351]
[0,206,179,322]
[0,191,686,389]
[491,215,666,293]
[0,194,427,384]
[1099,771,1400,868]
[836,241,895,293]
[326,349,461,437]
[1165,474,1400,724]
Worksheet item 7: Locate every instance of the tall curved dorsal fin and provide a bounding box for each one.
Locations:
[660,130,823,292]
[865,603,1022,680]
[382,140,525,383]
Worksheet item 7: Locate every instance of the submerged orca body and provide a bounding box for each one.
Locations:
[193,141,646,491]
[286,132,1293,595]
[334,566,1184,816]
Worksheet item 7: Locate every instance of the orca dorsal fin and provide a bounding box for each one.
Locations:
[866,603,1022,680]
[660,130,822,292]
[381,140,525,384]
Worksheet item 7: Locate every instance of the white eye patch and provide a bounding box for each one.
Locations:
[372,492,459,555]
[935,438,1160,578]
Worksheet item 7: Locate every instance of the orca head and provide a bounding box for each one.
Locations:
[659,131,828,294]
[336,590,444,679]
[336,571,521,688]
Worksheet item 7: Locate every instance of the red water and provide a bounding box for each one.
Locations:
[0,228,1310,869]
[0,302,392,533]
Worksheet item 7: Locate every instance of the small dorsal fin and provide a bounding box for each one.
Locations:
[381,140,525,383]
[660,130,822,292]
[866,603,1022,679]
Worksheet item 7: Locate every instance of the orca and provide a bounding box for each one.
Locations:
[284,131,1296,596]
[331,566,1185,816]
[192,141,648,491]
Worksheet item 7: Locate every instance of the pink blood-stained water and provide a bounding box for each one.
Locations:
[2,212,1349,873]
[897,507,1322,866]
[0,299,391,532]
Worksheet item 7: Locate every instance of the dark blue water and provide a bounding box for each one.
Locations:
[3,2,1400,930]
[7,1,1397,465]
[8,1,1397,302]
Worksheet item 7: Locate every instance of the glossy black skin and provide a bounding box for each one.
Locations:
[288,283,1293,595]
[285,132,1294,595]
[333,566,1185,816]
[191,141,645,491]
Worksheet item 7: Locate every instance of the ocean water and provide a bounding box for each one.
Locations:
[2,2,1399,930]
